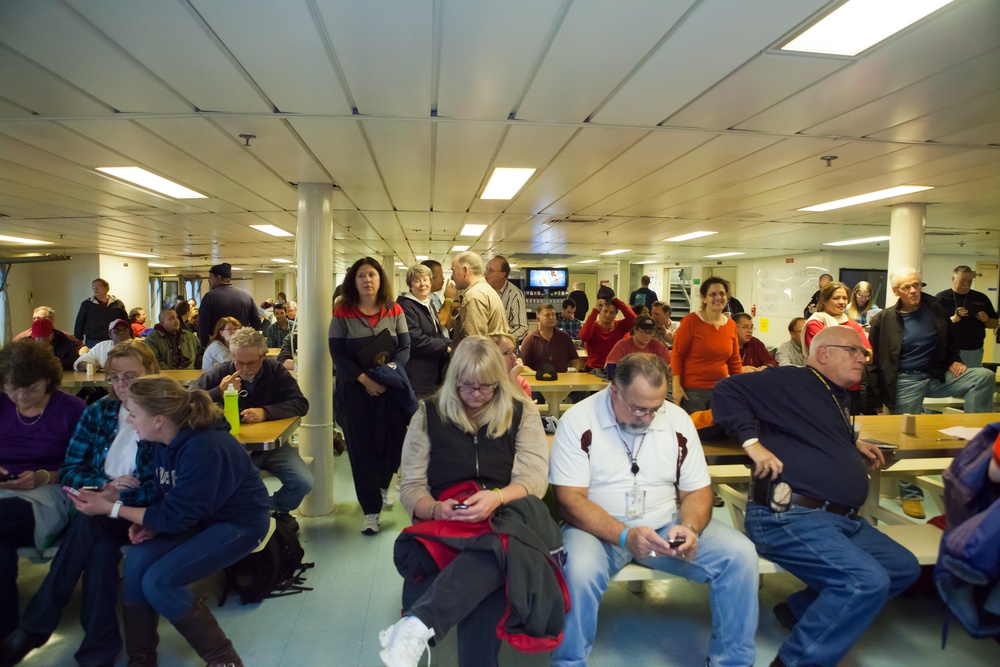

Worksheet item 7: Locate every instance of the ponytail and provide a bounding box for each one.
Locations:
[185,389,223,429]
[127,376,222,428]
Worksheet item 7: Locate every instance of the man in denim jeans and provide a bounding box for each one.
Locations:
[549,353,758,667]
[714,326,921,667]
[869,267,996,518]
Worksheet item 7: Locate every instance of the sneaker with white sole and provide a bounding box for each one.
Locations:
[361,513,381,535]
[379,616,434,667]
[381,487,394,508]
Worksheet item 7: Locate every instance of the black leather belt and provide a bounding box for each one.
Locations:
[789,493,859,519]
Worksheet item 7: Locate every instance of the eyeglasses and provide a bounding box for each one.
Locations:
[896,282,921,293]
[824,344,867,358]
[458,383,497,395]
[737,325,754,331]
[106,372,141,383]
[613,387,663,417]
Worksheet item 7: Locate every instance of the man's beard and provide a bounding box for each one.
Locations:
[617,420,648,435]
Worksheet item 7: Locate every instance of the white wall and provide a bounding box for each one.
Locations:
[99,255,148,316]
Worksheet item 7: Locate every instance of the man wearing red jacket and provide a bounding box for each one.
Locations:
[579,291,636,376]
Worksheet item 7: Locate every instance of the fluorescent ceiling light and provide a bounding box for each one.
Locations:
[663,231,717,242]
[117,251,156,258]
[600,249,630,256]
[96,166,206,199]
[0,235,53,245]
[704,252,745,258]
[451,245,470,252]
[148,262,173,268]
[250,224,294,237]
[460,224,487,236]
[256,270,272,274]
[230,267,243,271]
[416,255,428,261]
[634,260,659,265]
[578,259,599,264]
[822,236,892,247]
[481,168,535,200]
[781,0,955,57]
[799,185,933,212]
[271,258,294,264]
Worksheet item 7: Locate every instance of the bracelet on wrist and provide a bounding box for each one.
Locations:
[619,527,631,550]
[430,501,441,521]
[35,469,51,486]
[493,488,504,505]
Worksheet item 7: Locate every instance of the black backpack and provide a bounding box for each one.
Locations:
[219,520,314,605]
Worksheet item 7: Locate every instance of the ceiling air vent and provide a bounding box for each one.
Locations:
[544,215,608,226]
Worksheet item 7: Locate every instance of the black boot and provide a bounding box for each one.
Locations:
[0,629,48,667]
[122,604,159,666]
[172,599,242,667]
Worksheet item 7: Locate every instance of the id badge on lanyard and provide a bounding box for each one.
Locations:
[625,480,646,518]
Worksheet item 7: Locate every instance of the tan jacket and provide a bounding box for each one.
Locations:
[454,277,507,345]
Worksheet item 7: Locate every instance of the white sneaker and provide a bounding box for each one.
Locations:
[361,513,381,535]
[381,487,395,508]
[379,616,434,667]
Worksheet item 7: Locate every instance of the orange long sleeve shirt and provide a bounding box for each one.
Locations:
[671,313,742,389]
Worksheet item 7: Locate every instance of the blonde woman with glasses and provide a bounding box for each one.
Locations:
[380,337,556,667]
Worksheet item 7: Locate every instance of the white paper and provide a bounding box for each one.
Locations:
[937,426,982,440]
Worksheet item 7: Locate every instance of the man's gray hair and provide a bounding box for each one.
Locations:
[952,265,974,277]
[33,306,55,319]
[406,263,432,287]
[612,353,669,392]
[229,326,268,354]
[889,267,920,288]
[455,251,485,276]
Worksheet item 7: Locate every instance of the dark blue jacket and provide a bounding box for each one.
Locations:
[397,294,450,395]
[142,422,270,535]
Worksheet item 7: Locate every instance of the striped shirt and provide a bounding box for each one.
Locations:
[499,280,528,342]
[329,302,411,383]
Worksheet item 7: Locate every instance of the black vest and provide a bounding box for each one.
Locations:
[425,400,523,498]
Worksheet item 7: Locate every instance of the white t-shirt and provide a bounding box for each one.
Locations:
[104,405,140,479]
[74,339,115,370]
[548,389,711,529]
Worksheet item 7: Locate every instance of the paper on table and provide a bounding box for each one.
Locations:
[938,426,982,440]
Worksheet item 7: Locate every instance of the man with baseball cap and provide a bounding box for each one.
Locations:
[604,316,671,383]
[196,262,261,347]
[74,319,135,371]
[30,318,82,371]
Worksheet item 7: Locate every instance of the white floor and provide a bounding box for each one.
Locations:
[12,455,1000,666]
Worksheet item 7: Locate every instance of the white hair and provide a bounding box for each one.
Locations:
[889,267,919,288]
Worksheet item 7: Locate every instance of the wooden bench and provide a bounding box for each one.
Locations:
[16,543,61,565]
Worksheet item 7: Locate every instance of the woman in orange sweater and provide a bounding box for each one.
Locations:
[671,277,742,413]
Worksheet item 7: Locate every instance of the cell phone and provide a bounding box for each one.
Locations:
[63,486,81,497]
[0,472,19,482]
[452,503,471,510]
[863,438,899,450]
[666,536,686,548]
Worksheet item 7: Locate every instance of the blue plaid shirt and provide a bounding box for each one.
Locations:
[60,397,158,507]
[556,314,582,339]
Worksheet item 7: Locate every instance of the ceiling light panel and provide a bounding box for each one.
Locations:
[663,231,717,242]
[704,252,745,258]
[600,249,630,256]
[250,224,294,237]
[481,168,536,200]
[799,185,933,212]
[0,235,53,245]
[460,224,488,236]
[822,236,892,246]
[96,167,207,199]
[271,258,294,264]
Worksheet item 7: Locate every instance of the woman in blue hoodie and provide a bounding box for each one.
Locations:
[69,376,269,667]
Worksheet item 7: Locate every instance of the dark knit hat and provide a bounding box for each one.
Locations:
[209,263,232,279]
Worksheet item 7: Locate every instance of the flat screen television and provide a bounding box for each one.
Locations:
[527,268,568,289]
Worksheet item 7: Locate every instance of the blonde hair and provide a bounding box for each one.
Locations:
[126,376,222,430]
[435,336,528,438]
[847,281,875,321]
[105,341,160,399]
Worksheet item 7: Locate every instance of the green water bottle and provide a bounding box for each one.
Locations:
[224,383,240,435]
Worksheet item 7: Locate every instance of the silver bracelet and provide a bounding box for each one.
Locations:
[109,500,123,519]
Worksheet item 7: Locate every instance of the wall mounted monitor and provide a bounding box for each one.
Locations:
[527,268,568,289]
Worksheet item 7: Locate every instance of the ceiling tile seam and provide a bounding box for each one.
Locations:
[59,0,195,112]
[305,0,359,115]
[178,0,278,113]
[458,123,512,214]
[201,116,304,196]
[354,119,409,214]
[506,0,572,121]
[0,177,128,216]
[0,43,116,115]
[430,0,444,116]
[0,154,152,210]
[581,0,704,124]
[276,119,338,190]
[868,84,1000,145]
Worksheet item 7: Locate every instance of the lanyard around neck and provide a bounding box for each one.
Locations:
[808,367,854,439]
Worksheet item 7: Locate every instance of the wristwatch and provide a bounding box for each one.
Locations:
[109,500,124,519]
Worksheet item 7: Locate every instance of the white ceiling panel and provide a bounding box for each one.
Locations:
[516,0,692,123]
[66,0,271,113]
[665,53,846,130]
[593,0,828,126]
[189,0,352,115]
[738,0,1000,136]
[934,118,1000,145]
[503,127,649,215]
[438,0,564,120]
[314,0,433,118]
[432,122,506,212]
[290,118,392,211]
[209,117,331,185]
[866,89,1000,144]
[0,45,111,116]
[0,0,190,113]
[363,120,432,212]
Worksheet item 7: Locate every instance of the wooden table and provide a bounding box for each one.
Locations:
[236,416,301,452]
[266,347,281,358]
[525,372,608,417]
[702,412,1000,525]
[61,369,206,390]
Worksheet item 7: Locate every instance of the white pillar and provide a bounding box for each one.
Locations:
[617,260,631,301]
[887,203,927,280]
[296,184,336,516]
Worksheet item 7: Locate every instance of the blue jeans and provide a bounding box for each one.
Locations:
[551,521,758,667]
[251,443,314,513]
[744,504,920,667]
[21,514,130,666]
[122,523,264,623]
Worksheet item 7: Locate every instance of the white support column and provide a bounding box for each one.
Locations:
[296,184,336,516]
[887,203,927,279]
[617,260,631,301]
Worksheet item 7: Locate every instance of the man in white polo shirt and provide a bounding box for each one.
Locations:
[549,353,758,667]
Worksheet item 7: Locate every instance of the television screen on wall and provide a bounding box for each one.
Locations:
[527,268,568,289]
